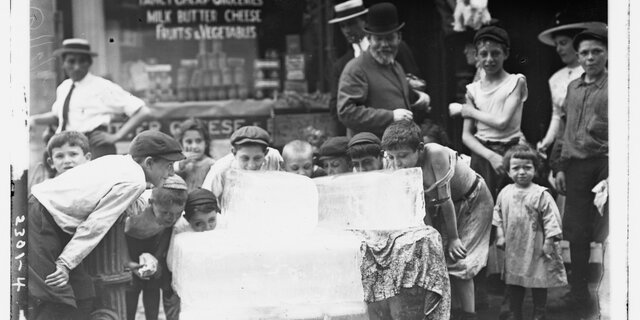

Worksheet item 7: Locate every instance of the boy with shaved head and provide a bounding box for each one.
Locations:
[282,140,326,178]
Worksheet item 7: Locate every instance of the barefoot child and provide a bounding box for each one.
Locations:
[318,136,352,175]
[494,144,566,320]
[175,118,216,191]
[347,132,384,172]
[28,130,185,319]
[382,120,494,320]
[282,140,326,178]
[124,175,188,320]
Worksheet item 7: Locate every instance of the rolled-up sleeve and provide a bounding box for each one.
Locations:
[337,65,394,133]
[57,182,145,270]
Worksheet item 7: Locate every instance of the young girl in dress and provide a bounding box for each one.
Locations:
[494,144,567,320]
[175,118,216,191]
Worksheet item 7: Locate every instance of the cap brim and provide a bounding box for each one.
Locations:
[157,152,187,161]
[53,48,99,57]
[319,154,346,160]
[537,22,607,46]
[233,138,269,146]
[363,22,405,35]
[328,9,368,24]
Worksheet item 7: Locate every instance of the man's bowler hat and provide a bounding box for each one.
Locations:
[363,2,404,35]
[53,38,98,57]
[129,130,186,161]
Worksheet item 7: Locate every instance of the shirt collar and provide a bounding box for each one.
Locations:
[352,37,370,58]
[74,72,94,86]
[578,71,607,88]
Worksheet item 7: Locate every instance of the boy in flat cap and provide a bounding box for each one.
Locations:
[318,136,352,175]
[201,126,283,200]
[347,132,385,172]
[27,130,185,319]
[452,26,528,199]
[551,26,608,315]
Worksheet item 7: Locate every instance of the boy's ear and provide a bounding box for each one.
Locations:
[143,156,154,168]
[46,157,54,169]
[84,152,93,161]
[230,146,237,156]
[418,142,425,151]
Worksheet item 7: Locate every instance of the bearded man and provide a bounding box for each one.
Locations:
[337,2,430,138]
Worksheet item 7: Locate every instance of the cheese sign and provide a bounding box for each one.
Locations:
[110,116,269,140]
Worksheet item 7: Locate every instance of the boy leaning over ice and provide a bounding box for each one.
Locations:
[346,132,451,320]
[27,130,185,320]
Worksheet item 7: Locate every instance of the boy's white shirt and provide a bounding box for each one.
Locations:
[30,154,147,270]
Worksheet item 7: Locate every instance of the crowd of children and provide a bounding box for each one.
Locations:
[27,21,607,320]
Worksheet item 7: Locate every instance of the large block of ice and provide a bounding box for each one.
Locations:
[314,168,426,230]
[169,230,365,319]
[220,170,319,235]
[169,168,427,319]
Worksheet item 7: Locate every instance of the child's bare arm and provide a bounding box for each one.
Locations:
[461,77,527,130]
[429,147,466,260]
[462,118,505,175]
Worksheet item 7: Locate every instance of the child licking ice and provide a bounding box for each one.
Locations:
[180,188,220,233]
[346,132,384,172]
[318,136,352,175]
[382,120,494,320]
[282,140,326,178]
[164,188,220,318]
[124,175,188,320]
[493,144,567,320]
[175,118,216,191]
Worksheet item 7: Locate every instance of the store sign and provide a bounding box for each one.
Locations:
[111,116,269,140]
[139,0,264,40]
